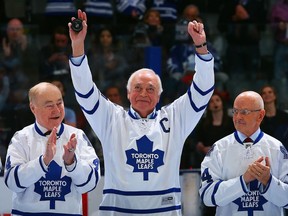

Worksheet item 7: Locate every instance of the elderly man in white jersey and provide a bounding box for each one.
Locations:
[4,82,100,215]
[68,9,214,215]
[200,91,288,215]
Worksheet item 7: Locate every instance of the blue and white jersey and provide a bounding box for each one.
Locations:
[69,53,214,215]
[116,0,146,18]
[84,0,113,17]
[199,131,288,216]
[149,0,178,22]
[45,0,76,16]
[4,123,100,216]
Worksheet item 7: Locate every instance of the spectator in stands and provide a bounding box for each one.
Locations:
[163,4,227,104]
[104,85,127,108]
[51,79,77,127]
[269,0,288,82]
[165,29,224,103]
[87,26,128,90]
[0,18,38,108]
[142,8,164,47]
[146,0,178,23]
[39,26,71,81]
[194,93,234,167]
[146,0,178,49]
[217,0,267,81]
[259,84,288,149]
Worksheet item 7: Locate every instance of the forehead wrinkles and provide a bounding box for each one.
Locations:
[38,89,62,105]
[133,72,158,87]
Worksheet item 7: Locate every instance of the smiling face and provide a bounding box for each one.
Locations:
[127,69,161,118]
[260,86,276,105]
[29,83,65,130]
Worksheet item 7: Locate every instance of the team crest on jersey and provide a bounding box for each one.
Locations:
[233,180,267,214]
[34,161,72,209]
[126,135,164,181]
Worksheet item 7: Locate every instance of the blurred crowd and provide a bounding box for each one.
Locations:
[1,0,288,177]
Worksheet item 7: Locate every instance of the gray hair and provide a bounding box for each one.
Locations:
[126,68,163,96]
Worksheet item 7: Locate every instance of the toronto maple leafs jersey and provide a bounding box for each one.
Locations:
[69,53,214,215]
[4,123,100,216]
[199,130,288,216]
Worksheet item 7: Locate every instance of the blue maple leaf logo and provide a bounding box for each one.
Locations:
[34,161,72,209]
[233,180,267,214]
[126,135,164,181]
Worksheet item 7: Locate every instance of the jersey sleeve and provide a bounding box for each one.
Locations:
[199,144,248,207]
[259,145,288,208]
[65,130,100,194]
[4,132,47,192]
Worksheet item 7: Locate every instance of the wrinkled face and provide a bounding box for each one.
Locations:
[232,95,264,136]
[260,86,276,104]
[127,71,160,118]
[100,30,113,47]
[208,94,223,112]
[30,86,65,130]
[7,19,24,42]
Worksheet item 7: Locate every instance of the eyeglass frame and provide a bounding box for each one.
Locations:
[231,108,261,115]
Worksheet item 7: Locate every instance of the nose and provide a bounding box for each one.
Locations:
[52,104,61,112]
[139,89,147,97]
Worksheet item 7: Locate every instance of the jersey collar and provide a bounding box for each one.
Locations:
[34,122,64,138]
[128,106,157,119]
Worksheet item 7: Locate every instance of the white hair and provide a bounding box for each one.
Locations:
[126,68,163,96]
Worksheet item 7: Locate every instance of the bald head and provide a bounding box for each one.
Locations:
[29,82,61,104]
[233,91,265,137]
[234,91,264,110]
[6,18,24,41]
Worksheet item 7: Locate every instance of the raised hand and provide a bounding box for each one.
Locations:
[187,20,208,54]
[43,127,57,166]
[68,9,88,57]
[63,133,77,165]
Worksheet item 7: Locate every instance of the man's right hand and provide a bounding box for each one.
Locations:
[68,9,87,57]
[43,127,57,166]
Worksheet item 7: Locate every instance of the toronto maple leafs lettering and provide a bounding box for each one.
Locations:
[233,180,267,214]
[35,161,72,209]
[126,135,164,181]
[131,153,159,169]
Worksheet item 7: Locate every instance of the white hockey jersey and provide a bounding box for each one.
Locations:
[4,123,100,216]
[199,130,288,216]
[69,53,214,215]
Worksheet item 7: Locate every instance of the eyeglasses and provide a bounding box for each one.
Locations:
[232,108,261,115]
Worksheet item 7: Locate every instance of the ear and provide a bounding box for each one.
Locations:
[259,109,266,122]
[127,91,130,100]
[30,102,36,115]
